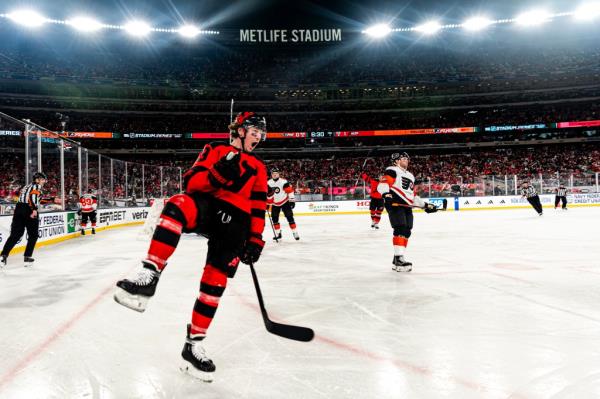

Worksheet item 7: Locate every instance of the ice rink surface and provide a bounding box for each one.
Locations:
[1,208,600,399]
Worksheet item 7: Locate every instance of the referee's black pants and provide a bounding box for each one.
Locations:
[554,196,567,209]
[527,195,543,214]
[1,203,39,257]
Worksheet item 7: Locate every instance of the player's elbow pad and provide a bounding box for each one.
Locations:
[413,196,426,208]
[377,183,389,195]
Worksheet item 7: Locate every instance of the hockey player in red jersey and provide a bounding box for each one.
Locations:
[267,168,299,240]
[377,152,437,272]
[361,173,384,229]
[114,112,268,381]
[78,189,98,235]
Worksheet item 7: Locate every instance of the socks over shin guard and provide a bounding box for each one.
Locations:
[393,236,408,256]
[146,195,197,270]
[190,265,228,336]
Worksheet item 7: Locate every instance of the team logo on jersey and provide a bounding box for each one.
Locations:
[217,210,232,224]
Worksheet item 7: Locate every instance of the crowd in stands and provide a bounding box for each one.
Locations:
[2,38,600,90]
[3,100,600,135]
[1,143,598,214]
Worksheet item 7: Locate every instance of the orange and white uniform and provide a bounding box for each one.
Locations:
[267,178,295,206]
[377,166,426,208]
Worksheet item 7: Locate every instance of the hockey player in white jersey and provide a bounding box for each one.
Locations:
[78,189,98,235]
[267,168,299,240]
[377,152,437,272]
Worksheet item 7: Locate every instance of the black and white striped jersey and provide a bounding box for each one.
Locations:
[18,183,42,210]
[556,187,568,196]
[521,186,538,198]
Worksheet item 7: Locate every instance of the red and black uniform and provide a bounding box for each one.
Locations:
[145,142,267,337]
[362,173,384,225]
[78,193,98,230]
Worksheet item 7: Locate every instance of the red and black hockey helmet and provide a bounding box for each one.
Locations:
[230,112,267,141]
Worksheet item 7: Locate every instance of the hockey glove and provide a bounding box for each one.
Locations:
[424,203,438,213]
[361,173,368,181]
[240,237,265,265]
[208,152,241,188]
[289,201,295,209]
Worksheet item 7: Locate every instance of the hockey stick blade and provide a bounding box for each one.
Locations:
[249,263,314,342]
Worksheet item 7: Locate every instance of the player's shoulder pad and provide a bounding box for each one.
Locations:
[244,151,265,164]
[384,166,398,178]
[205,141,230,150]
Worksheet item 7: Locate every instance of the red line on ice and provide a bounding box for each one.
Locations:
[0,265,137,393]
[229,285,532,399]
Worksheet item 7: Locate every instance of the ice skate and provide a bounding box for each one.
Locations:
[292,230,300,240]
[0,255,6,268]
[273,232,282,241]
[180,324,215,382]
[23,257,35,267]
[114,261,161,312]
[392,255,412,272]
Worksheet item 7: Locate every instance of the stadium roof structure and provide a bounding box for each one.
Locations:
[0,0,599,42]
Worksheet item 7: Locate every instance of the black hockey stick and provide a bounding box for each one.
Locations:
[266,207,279,243]
[249,262,314,342]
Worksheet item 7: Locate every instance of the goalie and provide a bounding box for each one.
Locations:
[377,152,437,272]
[114,112,268,382]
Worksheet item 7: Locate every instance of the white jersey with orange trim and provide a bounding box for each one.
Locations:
[377,166,425,208]
[267,178,295,206]
[79,194,98,213]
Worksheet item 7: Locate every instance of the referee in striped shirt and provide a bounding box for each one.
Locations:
[521,181,543,216]
[555,185,568,210]
[1,172,47,267]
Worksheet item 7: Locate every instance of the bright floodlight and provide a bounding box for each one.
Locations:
[463,17,493,31]
[415,21,442,35]
[124,21,151,37]
[515,10,552,26]
[364,24,392,38]
[178,25,201,38]
[67,17,103,32]
[574,3,600,20]
[6,9,47,28]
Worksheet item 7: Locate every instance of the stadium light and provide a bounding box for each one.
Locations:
[514,10,552,26]
[6,9,47,28]
[364,24,392,38]
[178,25,201,38]
[67,17,103,32]
[462,17,494,31]
[414,21,442,35]
[574,3,600,20]
[124,20,152,37]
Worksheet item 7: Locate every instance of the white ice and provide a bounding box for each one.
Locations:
[1,208,600,399]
